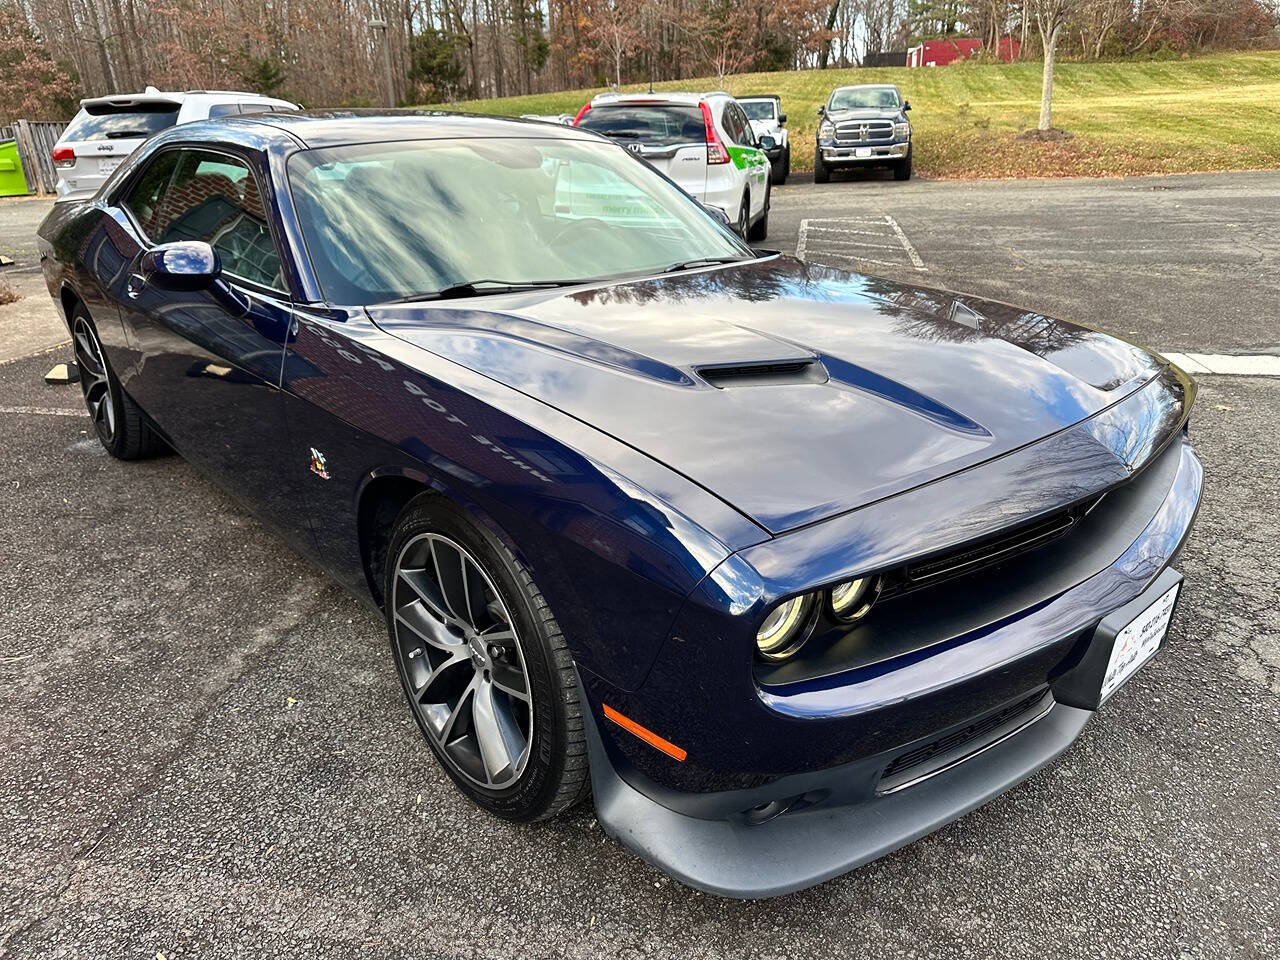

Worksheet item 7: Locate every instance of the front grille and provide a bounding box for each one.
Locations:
[835,119,894,142]
[879,691,1049,789]
[878,496,1102,600]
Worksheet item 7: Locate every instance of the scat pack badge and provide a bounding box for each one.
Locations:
[309,447,331,480]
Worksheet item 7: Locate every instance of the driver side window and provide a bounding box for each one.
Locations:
[145,148,285,291]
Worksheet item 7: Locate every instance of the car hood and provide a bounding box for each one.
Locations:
[368,257,1164,534]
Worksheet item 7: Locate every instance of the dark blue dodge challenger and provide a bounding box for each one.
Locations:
[38,112,1202,898]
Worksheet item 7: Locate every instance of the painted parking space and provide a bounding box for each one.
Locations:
[795,214,926,273]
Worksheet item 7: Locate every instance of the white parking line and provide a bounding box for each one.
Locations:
[797,215,927,271]
[883,215,926,270]
[0,405,83,416]
[1162,353,1280,377]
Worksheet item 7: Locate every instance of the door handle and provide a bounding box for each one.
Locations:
[126,272,147,299]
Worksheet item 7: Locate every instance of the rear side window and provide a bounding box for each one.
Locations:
[61,104,179,142]
[238,103,282,115]
[721,105,750,145]
[121,151,181,233]
[577,105,705,147]
[137,149,284,290]
[207,103,243,119]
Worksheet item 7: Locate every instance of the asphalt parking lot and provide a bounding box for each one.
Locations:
[2,175,1279,959]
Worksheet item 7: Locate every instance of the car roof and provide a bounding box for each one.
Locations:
[588,91,729,107]
[78,89,295,109]
[220,109,607,149]
[829,84,901,95]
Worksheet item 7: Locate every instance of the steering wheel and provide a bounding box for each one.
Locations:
[549,216,615,248]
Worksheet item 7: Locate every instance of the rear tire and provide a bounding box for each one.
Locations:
[384,494,590,822]
[71,305,160,460]
[813,149,830,184]
[894,147,913,181]
[735,192,749,238]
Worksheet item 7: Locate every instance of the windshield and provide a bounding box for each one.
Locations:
[829,88,900,112]
[287,137,750,305]
[61,104,180,142]
[740,101,776,121]
[576,105,705,146]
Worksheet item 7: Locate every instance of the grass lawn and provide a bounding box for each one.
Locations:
[425,51,1280,179]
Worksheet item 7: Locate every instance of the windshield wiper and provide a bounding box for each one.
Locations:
[663,256,752,274]
[104,130,152,139]
[389,279,580,304]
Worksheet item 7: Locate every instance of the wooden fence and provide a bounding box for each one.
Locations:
[0,121,68,195]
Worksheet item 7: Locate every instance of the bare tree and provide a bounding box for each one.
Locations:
[1034,0,1077,130]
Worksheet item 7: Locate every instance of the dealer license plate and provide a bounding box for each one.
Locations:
[855,148,872,158]
[99,157,123,175]
[1101,583,1179,701]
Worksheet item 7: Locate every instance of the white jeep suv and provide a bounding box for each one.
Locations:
[738,96,789,184]
[573,91,773,240]
[51,88,299,202]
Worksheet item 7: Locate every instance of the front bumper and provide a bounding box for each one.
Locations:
[820,141,909,164]
[582,424,1202,897]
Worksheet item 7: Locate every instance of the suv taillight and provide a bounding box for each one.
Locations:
[51,145,75,169]
[700,102,730,165]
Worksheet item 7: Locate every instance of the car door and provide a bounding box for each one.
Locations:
[722,104,769,218]
[108,145,301,523]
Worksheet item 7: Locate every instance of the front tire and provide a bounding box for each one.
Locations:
[71,306,160,460]
[894,146,913,181]
[384,494,590,822]
[813,149,830,184]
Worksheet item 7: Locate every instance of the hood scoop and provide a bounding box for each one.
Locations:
[696,358,828,388]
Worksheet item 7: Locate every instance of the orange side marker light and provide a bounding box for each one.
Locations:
[602,704,687,762]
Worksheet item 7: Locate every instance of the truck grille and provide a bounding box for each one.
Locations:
[834,119,894,143]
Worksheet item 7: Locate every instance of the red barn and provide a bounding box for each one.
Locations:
[907,37,1020,67]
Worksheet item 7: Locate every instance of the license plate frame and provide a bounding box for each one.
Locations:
[1100,582,1180,702]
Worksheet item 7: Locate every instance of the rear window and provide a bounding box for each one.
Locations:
[61,103,179,143]
[741,101,776,121]
[577,105,705,147]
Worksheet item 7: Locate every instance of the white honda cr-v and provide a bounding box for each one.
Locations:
[51,87,299,202]
[573,91,773,241]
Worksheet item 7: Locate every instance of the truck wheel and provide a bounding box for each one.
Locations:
[783,145,791,180]
[770,154,786,185]
[813,150,829,184]
[894,147,913,181]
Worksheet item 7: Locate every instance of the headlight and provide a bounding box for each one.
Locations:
[829,576,880,622]
[818,121,834,139]
[894,121,910,140]
[756,594,813,660]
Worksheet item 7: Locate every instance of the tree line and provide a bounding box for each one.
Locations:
[2,0,1276,123]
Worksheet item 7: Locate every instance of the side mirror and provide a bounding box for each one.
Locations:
[142,241,221,291]
[817,105,826,117]
[778,113,787,124]
[759,135,776,151]
[701,203,731,227]
[903,101,911,112]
